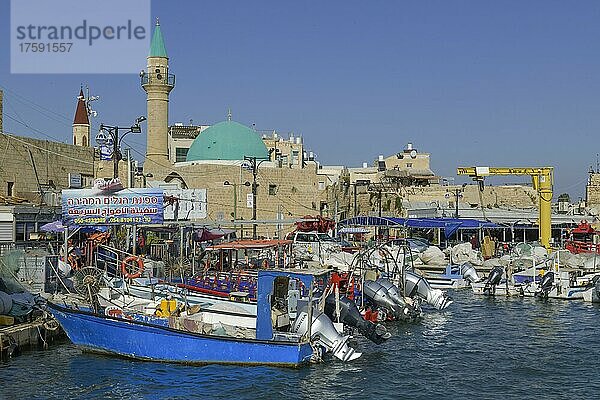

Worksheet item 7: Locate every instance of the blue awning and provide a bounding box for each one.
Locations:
[338,216,498,239]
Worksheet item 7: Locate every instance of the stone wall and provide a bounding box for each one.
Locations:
[321,182,539,220]
[0,133,95,201]
[0,90,3,133]
[148,162,328,237]
[586,173,600,207]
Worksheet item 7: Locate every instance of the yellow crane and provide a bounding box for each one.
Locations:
[456,166,554,251]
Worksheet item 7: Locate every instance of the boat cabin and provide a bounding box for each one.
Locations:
[565,221,600,254]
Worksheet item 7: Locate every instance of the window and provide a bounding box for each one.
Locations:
[406,163,413,168]
[292,150,299,165]
[7,182,14,197]
[175,147,189,163]
[269,184,277,195]
[318,181,325,190]
[16,223,25,241]
[296,233,309,242]
[15,222,35,241]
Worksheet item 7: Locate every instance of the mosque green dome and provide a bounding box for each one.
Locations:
[185,120,269,161]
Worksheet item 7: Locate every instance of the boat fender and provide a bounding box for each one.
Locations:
[121,256,144,279]
[262,259,269,268]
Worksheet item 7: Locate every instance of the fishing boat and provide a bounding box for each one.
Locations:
[48,269,362,366]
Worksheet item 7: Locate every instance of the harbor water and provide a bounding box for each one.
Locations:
[1,290,599,400]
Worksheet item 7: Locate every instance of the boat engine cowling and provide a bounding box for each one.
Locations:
[324,293,391,345]
[483,266,504,295]
[363,279,421,321]
[486,266,503,286]
[460,263,481,283]
[292,307,362,362]
[536,272,554,297]
[403,272,453,310]
[363,279,404,316]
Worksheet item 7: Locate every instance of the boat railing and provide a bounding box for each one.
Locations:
[566,240,600,254]
[185,270,259,299]
[95,244,137,277]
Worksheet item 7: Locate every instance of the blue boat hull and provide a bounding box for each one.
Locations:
[48,303,313,367]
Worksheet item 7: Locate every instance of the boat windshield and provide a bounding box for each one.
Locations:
[318,233,335,242]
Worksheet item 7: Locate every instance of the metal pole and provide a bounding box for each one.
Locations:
[353,184,357,217]
[252,158,258,239]
[126,148,132,188]
[132,225,137,255]
[455,189,459,218]
[233,183,237,220]
[113,127,119,179]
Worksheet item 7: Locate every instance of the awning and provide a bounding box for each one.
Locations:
[40,221,67,233]
[338,216,498,239]
[193,228,236,242]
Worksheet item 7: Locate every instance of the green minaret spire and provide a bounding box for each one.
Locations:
[149,17,168,57]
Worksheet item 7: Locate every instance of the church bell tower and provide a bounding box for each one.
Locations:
[73,88,90,146]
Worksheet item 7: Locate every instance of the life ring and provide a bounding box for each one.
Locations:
[121,256,144,279]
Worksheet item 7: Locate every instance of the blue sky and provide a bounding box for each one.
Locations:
[1,1,599,198]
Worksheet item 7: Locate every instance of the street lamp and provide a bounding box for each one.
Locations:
[96,116,146,179]
[223,180,251,220]
[243,156,270,239]
[446,183,466,218]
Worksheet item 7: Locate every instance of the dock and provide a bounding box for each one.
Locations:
[0,317,64,361]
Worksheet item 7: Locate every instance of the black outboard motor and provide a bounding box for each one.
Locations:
[324,293,391,345]
[536,272,554,299]
[594,275,600,299]
[483,266,504,295]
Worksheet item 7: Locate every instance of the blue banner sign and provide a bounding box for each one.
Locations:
[62,188,164,226]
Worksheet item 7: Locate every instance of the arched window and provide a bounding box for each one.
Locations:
[73,136,77,145]
[83,135,88,146]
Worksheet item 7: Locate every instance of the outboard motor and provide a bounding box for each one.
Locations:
[536,272,554,299]
[403,271,453,310]
[594,276,600,299]
[324,293,391,345]
[292,307,362,362]
[483,266,503,295]
[460,263,481,284]
[363,279,421,321]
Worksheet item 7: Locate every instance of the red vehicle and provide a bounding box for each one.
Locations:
[565,221,600,254]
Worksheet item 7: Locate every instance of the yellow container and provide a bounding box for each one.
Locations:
[156,299,177,317]
[0,315,15,326]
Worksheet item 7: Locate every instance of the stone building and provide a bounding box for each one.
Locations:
[586,173,600,210]
[0,86,101,204]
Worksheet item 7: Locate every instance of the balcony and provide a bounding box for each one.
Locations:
[141,72,176,87]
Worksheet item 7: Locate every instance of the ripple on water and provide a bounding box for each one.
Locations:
[2,290,600,400]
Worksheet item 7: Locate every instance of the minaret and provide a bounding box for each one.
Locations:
[73,88,90,146]
[141,18,175,171]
